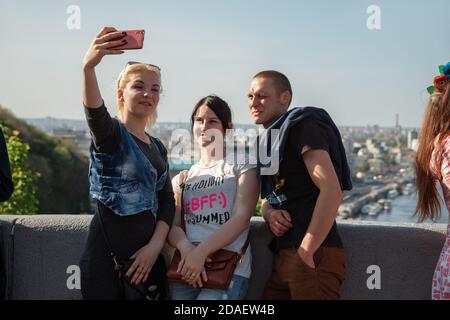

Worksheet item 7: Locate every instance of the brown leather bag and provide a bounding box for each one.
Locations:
[166,246,247,290]
[166,171,249,290]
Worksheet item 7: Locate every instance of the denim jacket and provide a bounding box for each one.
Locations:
[89,120,168,218]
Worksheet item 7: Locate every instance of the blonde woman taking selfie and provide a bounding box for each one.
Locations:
[79,27,175,300]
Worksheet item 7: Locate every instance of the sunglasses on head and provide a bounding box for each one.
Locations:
[126,61,161,71]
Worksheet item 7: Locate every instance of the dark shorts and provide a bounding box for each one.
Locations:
[262,247,346,300]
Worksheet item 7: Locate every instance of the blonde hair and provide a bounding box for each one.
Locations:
[116,63,161,129]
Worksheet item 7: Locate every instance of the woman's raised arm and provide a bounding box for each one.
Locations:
[82,27,126,108]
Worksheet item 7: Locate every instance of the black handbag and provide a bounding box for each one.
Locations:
[118,256,167,300]
[97,204,167,300]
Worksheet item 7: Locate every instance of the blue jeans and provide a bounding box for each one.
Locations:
[170,275,249,300]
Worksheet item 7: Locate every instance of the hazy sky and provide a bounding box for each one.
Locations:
[1,0,449,127]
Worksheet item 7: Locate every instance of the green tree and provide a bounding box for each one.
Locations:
[254,198,262,217]
[0,106,90,214]
[0,125,39,214]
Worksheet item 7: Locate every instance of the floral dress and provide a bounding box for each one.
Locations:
[430,135,450,300]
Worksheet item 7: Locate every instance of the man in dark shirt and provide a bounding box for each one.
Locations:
[247,70,349,299]
[0,126,13,202]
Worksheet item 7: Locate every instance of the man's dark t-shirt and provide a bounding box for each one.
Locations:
[269,119,343,252]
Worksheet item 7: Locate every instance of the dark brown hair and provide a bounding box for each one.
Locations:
[190,95,233,132]
[415,85,450,222]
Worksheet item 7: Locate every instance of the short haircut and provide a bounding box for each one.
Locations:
[253,70,292,105]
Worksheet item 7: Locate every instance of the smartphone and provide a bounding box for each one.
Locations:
[112,29,145,50]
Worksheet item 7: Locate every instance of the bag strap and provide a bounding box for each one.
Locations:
[178,171,250,258]
[239,239,250,257]
[96,202,123,271]
[178,171,188,232]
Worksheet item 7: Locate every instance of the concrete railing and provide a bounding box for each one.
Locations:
[0,215,447,300]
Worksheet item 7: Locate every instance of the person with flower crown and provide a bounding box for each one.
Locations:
[416,61,450,300]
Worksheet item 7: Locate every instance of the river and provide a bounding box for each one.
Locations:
[356,193,449,225]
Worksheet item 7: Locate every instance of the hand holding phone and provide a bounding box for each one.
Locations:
[111,30,145,50]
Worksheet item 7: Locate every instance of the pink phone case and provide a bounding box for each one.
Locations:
[113,30,145,50]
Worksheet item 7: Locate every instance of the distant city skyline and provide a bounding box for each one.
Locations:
[1,0,449,127]
[22,116,421,132]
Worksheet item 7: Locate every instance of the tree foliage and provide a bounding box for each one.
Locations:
[254,198,262,217]
[0,125,38,214]
[0,106,90,214]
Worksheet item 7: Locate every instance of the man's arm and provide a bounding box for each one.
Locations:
[298,149,343,268]
[261,198,293,236]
